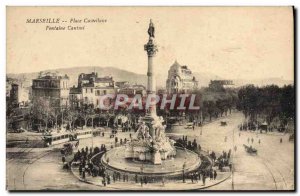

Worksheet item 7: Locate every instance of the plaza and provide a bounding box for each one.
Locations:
[6,111,294,190]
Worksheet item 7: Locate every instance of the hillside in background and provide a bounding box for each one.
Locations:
[7,66,293,89]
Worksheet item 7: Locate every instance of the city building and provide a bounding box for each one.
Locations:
[78,72,118,107]
[32,71,70,108]
[8,82,29,107]
[166,60,198,93]
[118,84,147,97]
[69,86,82,108]
[78,72,98,88]
[115,81,130,89]
[209,80,234,91]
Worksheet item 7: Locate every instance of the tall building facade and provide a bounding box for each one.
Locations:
[32,72,70,108]
[166,61,198,93]
[76,72,118,108]
[209,80,234,91]
[10,83,29,107]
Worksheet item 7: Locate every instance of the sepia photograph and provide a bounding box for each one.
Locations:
[6,6,295,191]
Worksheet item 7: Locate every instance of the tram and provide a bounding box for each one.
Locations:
[43,128,104,147]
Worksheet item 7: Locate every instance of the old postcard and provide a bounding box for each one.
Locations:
[6,6,295,191]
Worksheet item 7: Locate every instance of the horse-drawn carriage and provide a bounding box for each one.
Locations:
[221,121,227,126]
[243,144,257,155]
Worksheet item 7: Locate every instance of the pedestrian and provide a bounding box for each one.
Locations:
[213,170,217,180]
[103,178,106,186]
[79,164,82,175]
[251,138,254,144]
[209,170,213,180]
[258,139,261,144]
[62,155,66,164]
[280,138,283,143]
[202,174,206,186]
[229,163,232,171]
[107,175,111,185]
[198,172,201,181]
[82,168,86,180]
[113,173,116,183]
[194,173,198,183]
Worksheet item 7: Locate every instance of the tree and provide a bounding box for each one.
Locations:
[236,84,295,129]
[64,107,79,130]
[32,97,55,131]
[79,105,95,127]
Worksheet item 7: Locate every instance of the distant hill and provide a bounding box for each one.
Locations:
[7,66,293,89]
[7,66,148,88]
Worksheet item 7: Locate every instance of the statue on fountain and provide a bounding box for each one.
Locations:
[125,115,176,164]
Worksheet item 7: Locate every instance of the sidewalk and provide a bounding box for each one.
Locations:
[70,164,231,191]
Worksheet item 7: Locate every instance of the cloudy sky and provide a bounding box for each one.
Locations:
[7,7,294,81]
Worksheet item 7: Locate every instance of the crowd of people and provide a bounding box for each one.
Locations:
[185,169,218,185]
[175,136,201,152]
[61,118,234,188]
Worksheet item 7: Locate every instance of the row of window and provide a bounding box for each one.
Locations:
[84,88,108,95]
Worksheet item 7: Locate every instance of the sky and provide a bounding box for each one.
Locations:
[7,6,294,81]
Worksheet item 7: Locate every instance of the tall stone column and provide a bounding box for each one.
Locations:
[144,22,158,117]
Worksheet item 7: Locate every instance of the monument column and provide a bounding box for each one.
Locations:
[144,19,158,117]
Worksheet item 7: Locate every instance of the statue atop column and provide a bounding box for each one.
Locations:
[144,19,158,57]
[148,19,155,38]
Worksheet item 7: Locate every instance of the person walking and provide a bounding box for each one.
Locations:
[82,167,86,180]
[202,174,206,186]
[113,173,116,183]
[140,176,143,187]
[213,170,217,180]
[209,170,213,180]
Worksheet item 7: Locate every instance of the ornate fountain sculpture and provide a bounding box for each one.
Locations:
[125,20,176,164]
